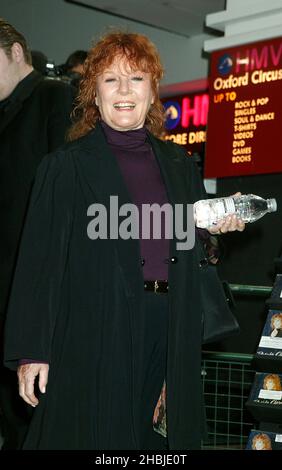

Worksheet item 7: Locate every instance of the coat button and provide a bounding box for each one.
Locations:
[199,258,209,268]
[170,256,178,264]
[141,259,145,266]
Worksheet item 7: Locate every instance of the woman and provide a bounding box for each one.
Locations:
[270,312,282,338]
[251,433,272,450]
[4,31,244,450]
[263,374,282,391]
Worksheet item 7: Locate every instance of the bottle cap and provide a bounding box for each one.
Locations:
[267,198,277,213]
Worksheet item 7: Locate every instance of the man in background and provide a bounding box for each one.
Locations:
[0,18,74,449]
[62,49,87,89]
[65,49,87,75]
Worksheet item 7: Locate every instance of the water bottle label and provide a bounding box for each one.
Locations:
[213,198,235,220]
[214,201,226,219]
[224,198,236,214]
[194,197,236,228]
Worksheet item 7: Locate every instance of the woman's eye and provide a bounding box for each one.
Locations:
[131,76,144,81]
[104,78,116,82]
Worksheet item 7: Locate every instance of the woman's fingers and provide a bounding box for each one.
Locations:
[17,363,49,407]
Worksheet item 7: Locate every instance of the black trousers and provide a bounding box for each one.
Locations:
[139,291,169,451]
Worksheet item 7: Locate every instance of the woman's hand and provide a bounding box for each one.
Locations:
[208,214,245,234]
[17,363,49,407]
[207,192,245,235]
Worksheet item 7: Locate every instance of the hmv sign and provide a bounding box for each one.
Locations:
[161,92,209,154]
[205,37,282,178]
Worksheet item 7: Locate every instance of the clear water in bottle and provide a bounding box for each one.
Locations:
[194,194,277,229]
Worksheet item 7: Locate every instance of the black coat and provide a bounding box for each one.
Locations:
[4,123,208,450]
[0,71,74,322]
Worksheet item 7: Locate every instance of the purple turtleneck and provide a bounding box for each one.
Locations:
[101,120,169,280]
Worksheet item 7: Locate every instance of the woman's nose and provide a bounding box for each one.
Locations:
[118,78,131,94]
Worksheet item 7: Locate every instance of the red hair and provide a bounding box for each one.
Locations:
[252,433,272,450]
[271,312,282,329]
[263,374,282,391]
[68,31,165,140]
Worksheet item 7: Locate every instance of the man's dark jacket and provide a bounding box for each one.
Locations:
[0,71,74,322]
[5,123,214,450]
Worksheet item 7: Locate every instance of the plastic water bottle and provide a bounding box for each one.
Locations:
[194,194,277,229]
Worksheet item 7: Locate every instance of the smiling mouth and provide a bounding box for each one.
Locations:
[113,102,136,110]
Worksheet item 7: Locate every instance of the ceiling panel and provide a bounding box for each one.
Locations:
[66,0,226,37]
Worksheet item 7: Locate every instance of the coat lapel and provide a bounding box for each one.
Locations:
[77,123,143,297]
[76,123,133,206]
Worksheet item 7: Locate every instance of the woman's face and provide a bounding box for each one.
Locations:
[265,379,275,390]
[273,317,282,328]
[95,57,154,131]
[254,438,266,450]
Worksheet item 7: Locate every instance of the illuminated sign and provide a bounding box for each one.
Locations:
[205,37,282,178]
[162,92,209,154]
